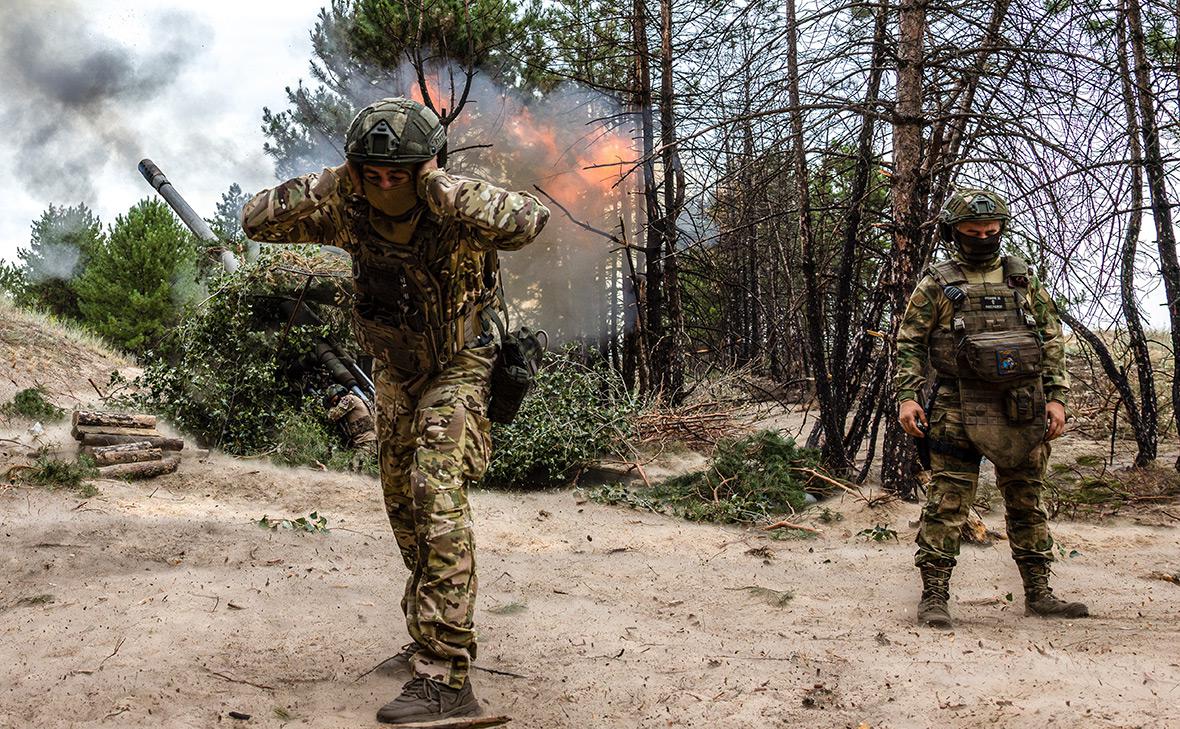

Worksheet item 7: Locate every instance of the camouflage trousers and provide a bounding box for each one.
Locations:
[374,345,495,688]
[915,390,1055,568]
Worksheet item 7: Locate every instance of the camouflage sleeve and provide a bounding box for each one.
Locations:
[419,169,550,251]
[894,276,941,404]
[326,399,349,422]
[1029,275,1070,405]
[240,166,352,246]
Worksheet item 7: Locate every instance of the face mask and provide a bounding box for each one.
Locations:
[362,179,418,218]
[953,229,1002,264]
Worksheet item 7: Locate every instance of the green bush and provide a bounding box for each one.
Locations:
[113,248,357,455]
[590,430,820,523]
[16,449,99,496]
[483,354,639,488]
[1,386,65,422]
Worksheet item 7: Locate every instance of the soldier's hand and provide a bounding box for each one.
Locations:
[1045,401,1067,441]
[899,400,928,438]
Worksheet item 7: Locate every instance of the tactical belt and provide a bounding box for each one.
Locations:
[928,437,980,462]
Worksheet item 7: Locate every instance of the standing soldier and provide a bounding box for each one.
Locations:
[324,385,378,466]
[241,97,549,724]
[895,188,1087,629]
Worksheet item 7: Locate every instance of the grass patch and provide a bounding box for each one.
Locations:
[1,386,65,422]
[587,430,820,524]
[12,449,98,496]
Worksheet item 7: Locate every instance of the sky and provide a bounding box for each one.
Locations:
[0,0,327,261]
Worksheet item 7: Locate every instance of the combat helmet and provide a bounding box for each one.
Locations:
[937,188,1011,242]
[345,97,447,167]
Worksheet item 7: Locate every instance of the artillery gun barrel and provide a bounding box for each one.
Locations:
[137,158,376,405]
[138,158,239,273]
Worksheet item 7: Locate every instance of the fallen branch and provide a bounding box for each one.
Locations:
[761,520,822,534]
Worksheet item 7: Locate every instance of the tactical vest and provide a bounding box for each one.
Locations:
[345,200,500,378]
[926,256,1046,468]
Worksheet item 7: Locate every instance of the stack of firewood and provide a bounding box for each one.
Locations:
[71,410,183,479]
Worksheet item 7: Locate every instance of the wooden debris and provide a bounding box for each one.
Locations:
[80,433,183,451]
[761,519,822,534]
[71,410,183,481]
[72,424,165,439]
[97,456,180,480]
[85,442,163,466]
[72,410,157,429]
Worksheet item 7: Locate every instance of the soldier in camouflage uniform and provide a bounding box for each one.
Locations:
[241,97,549,724]
[324,385,378,466]
[896,188,1088,630]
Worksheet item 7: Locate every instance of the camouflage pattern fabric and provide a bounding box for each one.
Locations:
[375,345,495,688]
[242,162,547,690]
[894,253,1068,406]
[327,392,378,448]
[241,166,548,257]
[242,166,548,377]
[915,387,1054,566]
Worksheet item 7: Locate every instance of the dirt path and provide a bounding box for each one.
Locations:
[2,449,1177,729]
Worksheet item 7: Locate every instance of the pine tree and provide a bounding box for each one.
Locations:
[76,199,202,354]
[13,204,105,318]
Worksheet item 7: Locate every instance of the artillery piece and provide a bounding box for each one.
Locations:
[138,158,376,408]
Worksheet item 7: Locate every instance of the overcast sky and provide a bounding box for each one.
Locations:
[0,0,326,261]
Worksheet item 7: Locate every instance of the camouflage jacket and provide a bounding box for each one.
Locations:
[241,166,549,375]
[894,253,1069,406]
[241,166,549,254]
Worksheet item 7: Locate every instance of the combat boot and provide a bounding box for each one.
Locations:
[917,560,954,629]
[377,677,481,725]
[1018,560,1089,618]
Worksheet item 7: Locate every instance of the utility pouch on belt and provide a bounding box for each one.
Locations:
[487,326,547,424]
[958,331,1042,383]
[1003,384,1038,424]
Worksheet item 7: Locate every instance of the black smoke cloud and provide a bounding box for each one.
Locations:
[0,0,206,200]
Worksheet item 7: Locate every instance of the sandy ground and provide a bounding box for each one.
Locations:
[2,441,1178,729]
[2,304,1178,728]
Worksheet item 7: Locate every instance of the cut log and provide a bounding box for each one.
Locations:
[86,443,164,466]
[82,441,155,456]
[72,424,164,440]
[80,433,184,451]
[98,456,180,480]
[72,410,157,429]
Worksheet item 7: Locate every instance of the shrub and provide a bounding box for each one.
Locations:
[112,247,357,455]
[1,386,66,422]
[483,354,640,488]
[590,430,820,523]
[15,448,99,496]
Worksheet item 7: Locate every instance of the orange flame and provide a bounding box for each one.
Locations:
[503,105,632,209]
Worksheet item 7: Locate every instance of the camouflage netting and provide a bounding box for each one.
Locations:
[112,245,361,457]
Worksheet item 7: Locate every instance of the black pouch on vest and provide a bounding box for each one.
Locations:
[487,327,547,424]
[1004,384,1038,424]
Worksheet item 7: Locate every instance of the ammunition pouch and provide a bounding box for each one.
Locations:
[958,331,1042,383]
[487,326,547,424]
[1003,383,1039,424]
